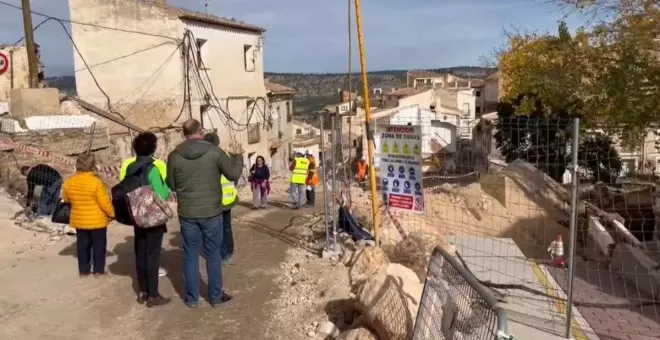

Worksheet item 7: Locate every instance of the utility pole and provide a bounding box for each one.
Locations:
[21,0,39,88]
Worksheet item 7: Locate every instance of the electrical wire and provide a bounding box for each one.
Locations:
[184,30,270,138]
[0,0,179,42]
[12,17,52,44]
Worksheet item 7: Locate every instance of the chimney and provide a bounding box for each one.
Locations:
[468,80,471,88]
[454,81,458,89]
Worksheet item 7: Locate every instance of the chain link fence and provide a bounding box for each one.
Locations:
[328,108,660,339]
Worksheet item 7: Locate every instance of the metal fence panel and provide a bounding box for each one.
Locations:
[413,246,509,340]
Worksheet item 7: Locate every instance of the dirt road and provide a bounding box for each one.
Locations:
[0,195,314,340]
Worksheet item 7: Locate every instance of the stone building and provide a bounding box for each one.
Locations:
[68,0,269,163]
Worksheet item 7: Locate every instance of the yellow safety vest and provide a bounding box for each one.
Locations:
[119,157,167,181]
[291,157,310,184]
[220,175,237,206]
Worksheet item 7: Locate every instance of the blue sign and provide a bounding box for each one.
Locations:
[403,181,412,194]
[398,165,406,179]
[382,178,389,188]
[414,182,422,195]
[387,165,395,177]
[392,179,400,193]
[408,167,416,180]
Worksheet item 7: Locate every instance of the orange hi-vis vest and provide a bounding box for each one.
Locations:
[357,162,367,179]
[307,158,319,186]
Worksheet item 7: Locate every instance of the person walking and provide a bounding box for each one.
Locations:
[123,132,172,307]
[119,145,168,279]
[202,132,239,265]
[288,151,309,209]
[61,153,114,277]
[249,155,270,209]
[20,164,63,216]
[305,152,319,206]
[166,119,243,308]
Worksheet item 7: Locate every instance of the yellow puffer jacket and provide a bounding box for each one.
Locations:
[62,172,114,229]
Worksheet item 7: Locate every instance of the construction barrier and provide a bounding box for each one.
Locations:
[413,246,512,340]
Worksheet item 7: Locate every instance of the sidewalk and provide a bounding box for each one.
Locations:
[447,235,599,340]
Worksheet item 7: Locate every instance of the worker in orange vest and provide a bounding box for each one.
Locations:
[305,152,319,206]
[356,157,368,182]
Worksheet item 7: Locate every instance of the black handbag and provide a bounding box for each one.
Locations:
[51,201,71,224]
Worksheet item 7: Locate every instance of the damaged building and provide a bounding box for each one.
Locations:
[68,0,271,165]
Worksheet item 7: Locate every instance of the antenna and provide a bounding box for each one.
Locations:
[205,0,208,13]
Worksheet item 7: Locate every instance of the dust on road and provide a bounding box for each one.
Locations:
[0,200,307,340]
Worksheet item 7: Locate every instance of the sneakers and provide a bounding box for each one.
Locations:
[223,256,235,266]
[158,267,167,277]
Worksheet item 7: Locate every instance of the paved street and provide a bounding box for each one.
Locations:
[547,262,660,340]
[448,236,599,340]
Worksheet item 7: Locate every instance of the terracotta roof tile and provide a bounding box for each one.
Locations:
[164,4,265,33]
[265,82,295,94]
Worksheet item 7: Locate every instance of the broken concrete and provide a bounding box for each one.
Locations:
[9,88,60,119]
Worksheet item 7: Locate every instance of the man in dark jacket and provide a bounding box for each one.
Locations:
[20,164,62,216]
[166,119,244,309]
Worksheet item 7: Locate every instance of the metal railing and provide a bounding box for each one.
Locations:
[413,246,512,340]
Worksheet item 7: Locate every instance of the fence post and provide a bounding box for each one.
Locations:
[330,115,339,251]
[565,117,580,339]
[320,114,330,251]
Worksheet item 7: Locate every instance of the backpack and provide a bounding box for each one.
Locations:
[111,162,153,225]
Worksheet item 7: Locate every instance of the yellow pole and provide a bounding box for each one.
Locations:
[354,0,381,245]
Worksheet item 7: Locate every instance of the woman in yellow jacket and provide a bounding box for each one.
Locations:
[62,153,114,277]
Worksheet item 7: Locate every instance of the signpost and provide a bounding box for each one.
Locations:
[378,124,424,213]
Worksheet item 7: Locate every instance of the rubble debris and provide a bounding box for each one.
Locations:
[349,246,389,287]
[336,327,379,340]
[316,320,340,338]
[356,267,415,340]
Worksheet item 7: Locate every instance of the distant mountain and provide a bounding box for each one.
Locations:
[45,76,76,95]
[46,66,495,115]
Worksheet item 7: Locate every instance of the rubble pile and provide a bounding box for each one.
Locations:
[13,213,75,238]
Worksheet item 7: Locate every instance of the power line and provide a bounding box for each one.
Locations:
[0,0,179,42]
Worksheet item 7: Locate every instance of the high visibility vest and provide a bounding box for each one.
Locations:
[357,162,367,177]
[307,158,319,186]
[119,157,167,181]
[291,157,310,184]
[220,175,237,206]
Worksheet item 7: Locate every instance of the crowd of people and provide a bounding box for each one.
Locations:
[19,118,321,309]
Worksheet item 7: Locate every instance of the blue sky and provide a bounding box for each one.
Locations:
[0,0,586,76]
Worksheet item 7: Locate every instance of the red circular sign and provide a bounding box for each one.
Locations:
[0,53,8,75]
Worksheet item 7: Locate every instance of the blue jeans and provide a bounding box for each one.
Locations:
[220,209,233,260]
[38,179,62,216]
[179,214,224,306]
[290,183,304,207]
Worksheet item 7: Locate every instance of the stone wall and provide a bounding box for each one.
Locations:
[9,125,111,156]
[94,128,184,165]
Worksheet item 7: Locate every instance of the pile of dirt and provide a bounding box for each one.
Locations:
[348,159,571,261]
